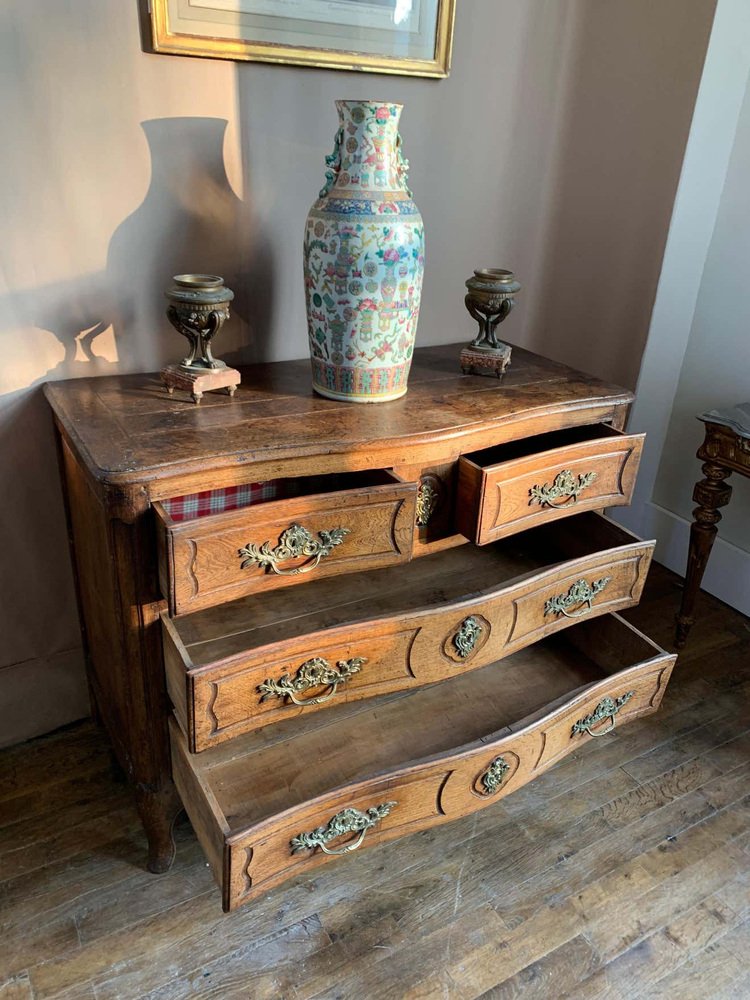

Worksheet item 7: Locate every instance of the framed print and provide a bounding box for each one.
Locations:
[148,0,456,77]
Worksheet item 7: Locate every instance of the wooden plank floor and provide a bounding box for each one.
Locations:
[1,563,748,1000]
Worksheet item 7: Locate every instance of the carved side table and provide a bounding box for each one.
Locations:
[676,404,750,647]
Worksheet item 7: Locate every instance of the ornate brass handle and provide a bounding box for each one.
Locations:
[290,802,397,856]
[529,469,598,509]
[544,577,610,619]
[480,755,510,795]
[415,476,440,527]
[572,691,634,737]
[238,523,350,576]
[453,616,483,658]
[258,656,366,707]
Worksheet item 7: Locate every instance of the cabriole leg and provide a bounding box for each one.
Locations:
[136,781,183,874]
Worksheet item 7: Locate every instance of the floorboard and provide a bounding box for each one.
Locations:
[1,564,748,999]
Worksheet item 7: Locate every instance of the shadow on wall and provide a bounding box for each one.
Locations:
[0,115,275,742]
[1,116,274,396]
[107,117,274,373]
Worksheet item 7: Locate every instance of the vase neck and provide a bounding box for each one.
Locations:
[331,100,408,196]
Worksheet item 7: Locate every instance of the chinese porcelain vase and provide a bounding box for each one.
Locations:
[304,100,425,402]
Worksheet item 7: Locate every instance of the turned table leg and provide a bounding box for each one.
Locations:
[675,460,733,648]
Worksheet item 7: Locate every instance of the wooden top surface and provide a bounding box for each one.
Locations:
[44,342,632,496]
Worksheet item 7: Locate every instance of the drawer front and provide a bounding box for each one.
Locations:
[165,527,654,750]
[167,617,675,910]
[457,428,644,544]
[156,474,417,615]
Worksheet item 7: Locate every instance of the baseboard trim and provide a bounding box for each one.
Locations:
[614,502,750,618]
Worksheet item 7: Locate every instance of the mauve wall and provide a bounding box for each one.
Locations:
[0,0,714,745]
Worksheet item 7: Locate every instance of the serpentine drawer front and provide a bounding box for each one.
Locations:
[456,423,644,544]
[154,470,417,615]
[162,512,655,751]
[49,342,669,893]
[169,612,675,911]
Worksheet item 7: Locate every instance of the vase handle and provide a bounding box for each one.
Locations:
[396,133,412,197]
[319,127,343,197]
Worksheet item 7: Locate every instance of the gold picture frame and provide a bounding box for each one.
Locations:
[148,0,455,78]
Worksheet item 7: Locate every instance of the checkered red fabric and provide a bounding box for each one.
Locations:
[162,481,282,522]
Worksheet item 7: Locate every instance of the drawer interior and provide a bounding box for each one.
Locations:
[183,613,663,832]
[463,422,624,469]
[173,511,646,667]
[158,469,401,524]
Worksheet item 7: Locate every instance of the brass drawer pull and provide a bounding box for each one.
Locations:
[529,469,598,509]
[415,477,440,526]
[544,577,610,619]
[290,802,397,856]
[572,691,634,738]
[480,755,510,795]
[453,616,483,658]
[258,656,366,707]
[238,523,350,576]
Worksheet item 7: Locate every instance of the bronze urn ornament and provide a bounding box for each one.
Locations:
[160,274,240,403]
[460,268,521,377]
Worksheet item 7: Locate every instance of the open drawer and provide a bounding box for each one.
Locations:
[170,613,676,910]
[456,423,644,544]
[154,470,417,615]
[163,512,655,750]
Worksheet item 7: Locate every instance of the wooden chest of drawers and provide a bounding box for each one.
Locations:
[45,342,675,911]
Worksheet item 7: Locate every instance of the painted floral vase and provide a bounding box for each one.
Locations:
[304,100,425,402]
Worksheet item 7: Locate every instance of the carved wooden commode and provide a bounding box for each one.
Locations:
[45,342,675,911]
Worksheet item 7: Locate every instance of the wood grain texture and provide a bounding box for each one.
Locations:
[155,470,417,614]
[44,343,635,869]
[58,435,181,873]
[391,460,458,546]
[456,423,644,543]
[43,343,634,507]
[164,513,654,750]
[2,564,748,998]
[169,613,675,910]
